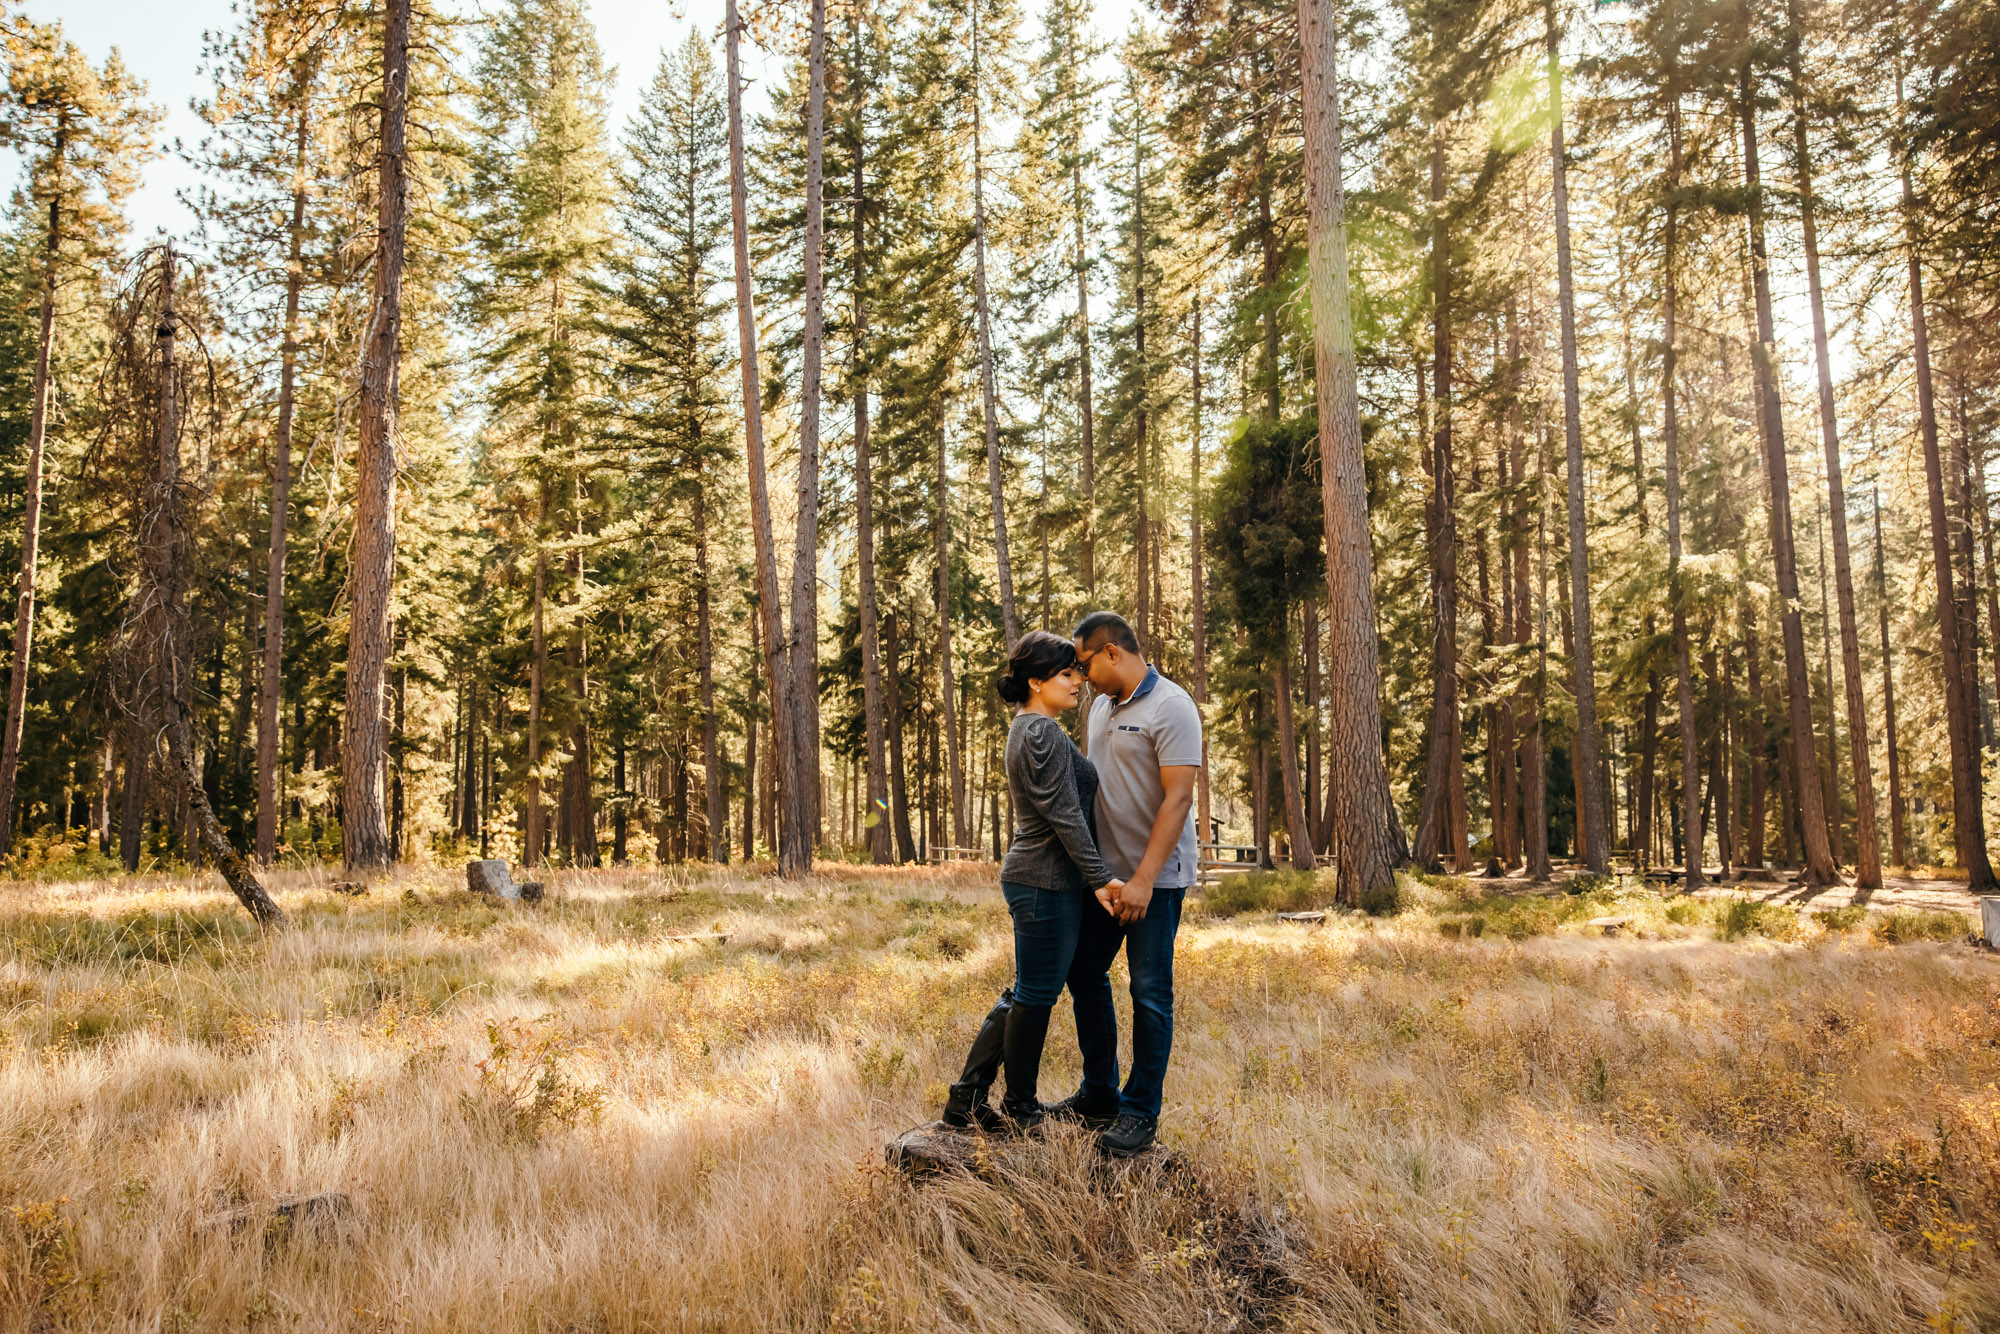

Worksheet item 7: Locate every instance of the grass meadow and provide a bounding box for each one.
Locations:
[0,862,1996,1332]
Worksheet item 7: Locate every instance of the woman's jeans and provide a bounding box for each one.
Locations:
[1000,880,1085,1005]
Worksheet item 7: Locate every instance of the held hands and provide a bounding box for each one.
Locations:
[1094,876,1153,923]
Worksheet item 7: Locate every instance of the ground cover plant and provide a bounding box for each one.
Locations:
[1,864,1996,1332]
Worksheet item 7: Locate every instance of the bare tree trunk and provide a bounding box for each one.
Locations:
[884,608,915,862]
[1737,63,1837,884]
[1272,633,1316,872]
[1663,94,1701,893]
[1413,136,1463,871]
[137,248,286,926]
[848,29,890,867]
[1743,606,1767,868]
[0,190,60,855]
[1875,489,1905,868]
[1190,298,1211,851]
[969,0,1018,648]
[935,424,967,847]
[257,99,313,867]
[725,0,800,877]
[1547,0,1609,874]
[527,542,546,865]
[1524,407,1551,881]
[694,484,724,863]
[1301,0,1405,904]
[1072,108,1097,597]
[1790,49,1879,886]
[343,0,408,873]
[786,0,829,871]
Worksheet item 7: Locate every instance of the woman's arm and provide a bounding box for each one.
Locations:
[1021,720,1113,889]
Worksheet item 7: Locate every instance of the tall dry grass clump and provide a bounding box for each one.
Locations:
[0,863,1995,1331]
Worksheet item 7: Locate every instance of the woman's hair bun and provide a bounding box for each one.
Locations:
[996,629,1077,705]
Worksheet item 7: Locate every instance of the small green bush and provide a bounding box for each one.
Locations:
[1199,869,1323,918]
[1361,875,1415,917]
[1437,914,1487,939]
[1715,897,1803,941]
[1812,905,1868,932]
[1567,873,1615,897]
[1871,910,1969,944]
[1664,899,1702,926]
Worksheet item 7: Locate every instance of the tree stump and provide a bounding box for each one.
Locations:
[467,860,543,903]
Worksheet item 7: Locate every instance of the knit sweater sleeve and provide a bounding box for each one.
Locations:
[1020,718,1114,889]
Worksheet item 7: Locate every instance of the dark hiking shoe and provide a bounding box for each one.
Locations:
[1097,1113,1158,1158]
[1045,1091,1119,1130]
[940,1082,1008,1133]
[997,1097,1047,1134]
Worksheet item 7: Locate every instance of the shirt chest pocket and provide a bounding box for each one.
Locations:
[1109,722,1151,757]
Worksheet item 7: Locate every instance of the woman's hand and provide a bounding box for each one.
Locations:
[1094,879,1125,916]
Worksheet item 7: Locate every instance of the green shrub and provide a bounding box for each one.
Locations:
[1812,905,1868,932]
[1361,875,1415,917]
[1871,910,1969,944]
[1665,899,1702,926]
[1437,914,1487,939]
[1199,869,1324,918]
[1567,873,1615,897]
[1713,897,1805,941]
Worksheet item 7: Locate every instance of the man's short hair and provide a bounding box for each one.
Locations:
[1073,610,1141,655]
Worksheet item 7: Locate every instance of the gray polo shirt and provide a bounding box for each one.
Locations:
[1085,666,1202,888]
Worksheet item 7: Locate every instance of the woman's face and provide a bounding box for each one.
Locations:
[1029,665,1083,712]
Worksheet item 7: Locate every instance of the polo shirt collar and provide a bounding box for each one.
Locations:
[1113,665,1160,708]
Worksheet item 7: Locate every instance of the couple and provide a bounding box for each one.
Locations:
[939,611,1201,1158]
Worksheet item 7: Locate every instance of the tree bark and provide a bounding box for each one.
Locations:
[1547,0,1609,874]
[1272,635,1316,872]
[0,188,59,856]
[884,607,915,862]
[1301,0,1405,904]
[726,0,801,875]
[1790,40,1879,885]
[343,0,408,873]
[1875,489,1905,867]
[1739,61,1837,884]
[138,248,286,926]
[1413,135,1464,872]
[257,95,313,867]
[969,0,1018,648]
[1663,93,1701,893]
[849,14,891,866]
[935,422,967,847]
[1190,297,1211,852]
[527,540,546,865]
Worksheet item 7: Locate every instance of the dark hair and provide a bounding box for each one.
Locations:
[997,630,1077,704]
[1072,610,1141,656]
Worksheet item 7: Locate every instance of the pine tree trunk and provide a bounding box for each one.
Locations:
[257,100,312,867]
[935,425,967,848]
[1547,1,1609,874]
[1524,409,1551,881]
[1743,606,1767,869]
[527,543,546,865]
[1791,57,1879,886]
[1663,95,1701,893]
[1272,636,1316,872]
[343,0,408,873]
[849,29,891,867]
[884,608,915,862]
[1301,0,1405,904]
[1413,135,1462,871]
[1190,297,1211,853]
[786,0,829,871]
[1875,490,1905,868]
[0,190,59,856]
[969,0,1018,648]
[1072,118,1097,597]
[1738,65,1837,884]
[138,248,286,927]
[726,0,800,874]
[696,482,725,863]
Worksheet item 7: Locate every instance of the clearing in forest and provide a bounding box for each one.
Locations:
[0,864,1996,1331]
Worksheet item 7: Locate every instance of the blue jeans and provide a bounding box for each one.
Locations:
[1069,886,1186,1121]
[1000,881,1086,1006]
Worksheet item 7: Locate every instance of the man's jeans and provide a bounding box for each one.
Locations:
[1067,886,1186,1121]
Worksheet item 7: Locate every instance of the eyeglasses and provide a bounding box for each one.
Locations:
[1075,645,1106,676]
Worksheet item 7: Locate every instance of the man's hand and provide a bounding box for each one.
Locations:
[1115,875,1154,923]
[1095,878,1125,916]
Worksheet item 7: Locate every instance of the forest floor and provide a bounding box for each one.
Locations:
[2,861,1998,1332]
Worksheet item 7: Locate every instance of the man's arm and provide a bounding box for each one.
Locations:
[1106,766,1197,923]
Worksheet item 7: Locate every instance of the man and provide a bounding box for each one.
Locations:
[1049,610,1200,1157]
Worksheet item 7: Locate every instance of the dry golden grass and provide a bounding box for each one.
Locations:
[1,863,1997,1332]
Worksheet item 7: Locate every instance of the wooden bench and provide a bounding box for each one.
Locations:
[926,845,989,865]
[1197,842,1260,884]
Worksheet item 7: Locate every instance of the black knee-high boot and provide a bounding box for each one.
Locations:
[1000,1001,1054,1128]
[941,990,1013,1131]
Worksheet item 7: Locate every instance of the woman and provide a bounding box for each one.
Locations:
[940,630,1121,1132]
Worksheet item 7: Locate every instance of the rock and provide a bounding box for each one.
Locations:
[518,881,545,905]
[467,859,518,898]
[1275,911,1325,924]
[886,1123,994,1178]
[1982,897,2000,949]
[330,881,367,896]
[222,1192,356,1246]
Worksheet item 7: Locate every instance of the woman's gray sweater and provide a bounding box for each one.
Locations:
[1000,712,1113,892]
